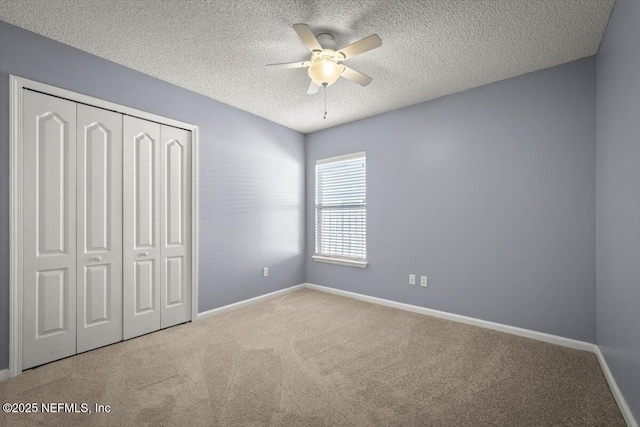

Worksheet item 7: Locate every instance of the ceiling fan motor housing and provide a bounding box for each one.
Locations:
[316,32,337,50]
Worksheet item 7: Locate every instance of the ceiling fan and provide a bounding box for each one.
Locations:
[266,24,382,95]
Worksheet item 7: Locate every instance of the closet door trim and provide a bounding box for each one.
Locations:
[9,75,199,378]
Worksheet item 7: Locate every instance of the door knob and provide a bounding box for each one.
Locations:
[140,252,149,257]
[92,256,102,262]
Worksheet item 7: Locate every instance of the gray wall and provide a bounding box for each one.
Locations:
[306,57,597,343]
[596,0,640,420]
[0,21,306,370]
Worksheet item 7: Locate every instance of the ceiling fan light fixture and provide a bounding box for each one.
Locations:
[308,57,343,86]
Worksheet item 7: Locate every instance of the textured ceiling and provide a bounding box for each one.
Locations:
[0,0,614,133]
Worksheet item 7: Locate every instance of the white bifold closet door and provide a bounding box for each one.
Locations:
[123,117,191,339]
[22,91,77,370]
[123,116,161,339]
[76,104,123,353]
[160,125,191,329]
[22,89,192,368]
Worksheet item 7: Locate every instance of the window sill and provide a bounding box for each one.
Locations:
[312,255,368,268]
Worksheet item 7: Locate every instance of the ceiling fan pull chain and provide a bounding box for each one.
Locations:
[323,84,327,119]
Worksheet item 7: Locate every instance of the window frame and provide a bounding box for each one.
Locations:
[313,151,368,268]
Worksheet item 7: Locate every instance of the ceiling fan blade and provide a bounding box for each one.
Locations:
[341,66,373,86]
[337,34,382,60]
[265,61,311,70]
[307,81,320,95]
[293,23,323,52]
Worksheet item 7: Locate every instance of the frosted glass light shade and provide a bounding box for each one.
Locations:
[308,59,344,86]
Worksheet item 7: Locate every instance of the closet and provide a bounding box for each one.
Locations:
[21,90,192,369]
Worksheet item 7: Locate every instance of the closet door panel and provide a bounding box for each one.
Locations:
[22,90,77,369]
[76,104,123,353]
[123,116,161,339]
[160,125,191,328]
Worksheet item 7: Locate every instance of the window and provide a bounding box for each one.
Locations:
[313,152,367,268]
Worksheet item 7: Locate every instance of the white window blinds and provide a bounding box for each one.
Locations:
[315,152,366,260]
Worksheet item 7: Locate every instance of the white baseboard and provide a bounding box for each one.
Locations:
[197,284,306,320]
[304,283,596,352]
[0,369,9,382]
[595,347,638,427]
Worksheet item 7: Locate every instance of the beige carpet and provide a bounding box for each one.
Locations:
[0,288,625,426]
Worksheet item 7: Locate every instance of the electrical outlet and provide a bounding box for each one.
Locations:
[263,267,269,278]
[409,274,416,285]
[420,276,428,287]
